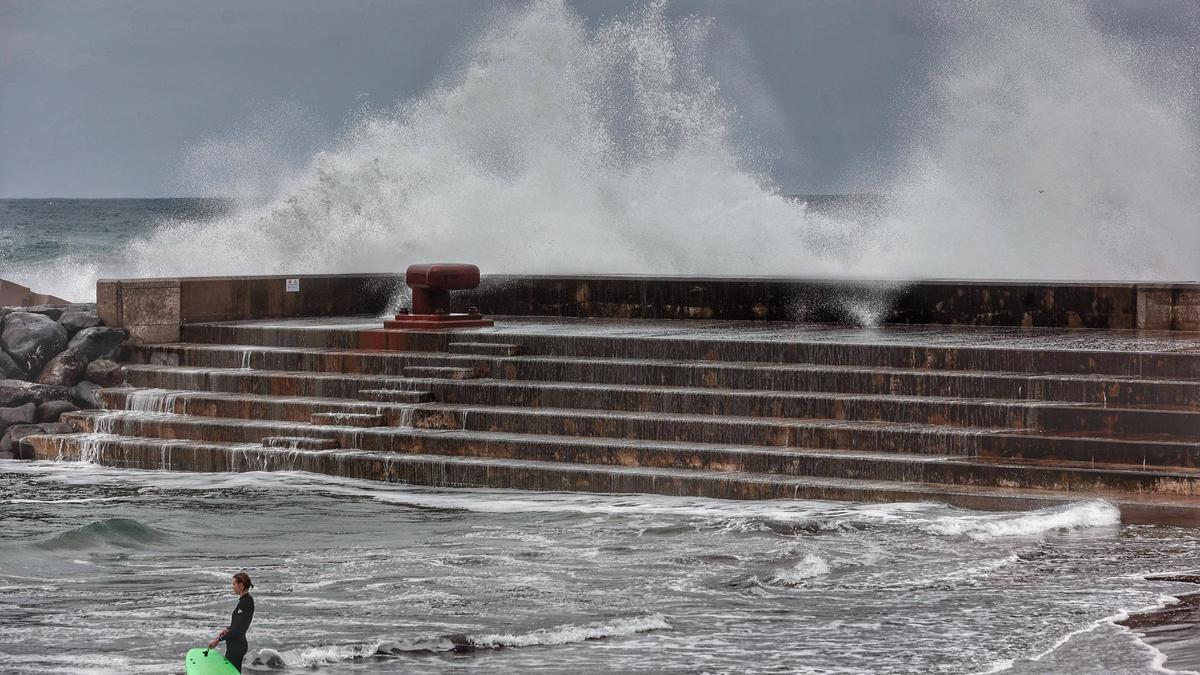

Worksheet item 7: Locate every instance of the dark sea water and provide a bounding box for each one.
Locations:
[0,199,228,265]
[0,199,229,302]
[2,460,1198,675]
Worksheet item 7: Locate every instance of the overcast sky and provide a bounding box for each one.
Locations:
[0,0,1195,197]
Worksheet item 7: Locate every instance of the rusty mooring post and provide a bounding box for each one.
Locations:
[366,264,493,343]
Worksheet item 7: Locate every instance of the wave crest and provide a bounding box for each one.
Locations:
[919,500,1120,541]
[36,517,169,551]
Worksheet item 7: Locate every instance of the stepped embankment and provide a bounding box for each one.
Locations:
[20,310,1200,525]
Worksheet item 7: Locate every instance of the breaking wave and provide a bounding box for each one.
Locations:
[917,500,1120,541]
[13,0,1200,303]
[36,517,169,551]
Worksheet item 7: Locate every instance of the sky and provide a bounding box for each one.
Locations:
[0,0,1196,198]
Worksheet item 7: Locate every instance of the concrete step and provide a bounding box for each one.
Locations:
[261,436,339,450]
[130,343,1200,408]
[98,387,1200,469]
[410,403,1200,460]
[177,321,1200,378]
[54,410,1200,498]
[406,403,1004,452]
[402,366,477,380]
[118,369,1055,429]
[131,343,487,377]
[309,412,385,427]
[979,432,1200,469]
[357,388,434,403]
[24,431,1200,526]
[119,366,1197,439]
[100,388,418,426]
[448,341,523,356]
[96,387,1008,453]
[1035,405,1200,438]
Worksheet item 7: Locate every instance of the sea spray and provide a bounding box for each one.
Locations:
[875,0,1200,282]
[6,1,1200,308]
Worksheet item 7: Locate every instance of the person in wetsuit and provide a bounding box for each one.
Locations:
[208,572,255,672]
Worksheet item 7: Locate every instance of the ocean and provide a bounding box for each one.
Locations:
[0,199,230,303]
[1,460,1196,674]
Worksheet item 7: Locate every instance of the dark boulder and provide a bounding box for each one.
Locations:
[1,421,73,457]
[0,422,43,454]
[0,350,27,380]
[67,327,128,364]
[20,305,65,321]
[58,303,102,335]
[37,349,89,387]
[71,380,103,408]
[0,379,72,407]
[2,312,69,374]
[0,402,36,436]
[85,359,125,387]
[36,399,79,423]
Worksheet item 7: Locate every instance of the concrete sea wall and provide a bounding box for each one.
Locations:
[97,273,1200,343]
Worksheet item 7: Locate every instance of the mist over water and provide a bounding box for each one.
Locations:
[6,0,1199,302]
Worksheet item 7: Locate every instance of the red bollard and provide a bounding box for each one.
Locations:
[379,263,493,331]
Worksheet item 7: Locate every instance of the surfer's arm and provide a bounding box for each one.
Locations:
[207,627,228,649]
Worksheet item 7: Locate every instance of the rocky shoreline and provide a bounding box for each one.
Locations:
[0,303,127,458]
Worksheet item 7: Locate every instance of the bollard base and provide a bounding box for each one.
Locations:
[382,312,494,330]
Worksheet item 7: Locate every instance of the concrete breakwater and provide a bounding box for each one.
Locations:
[0,298,128,456]
[18,272,1200,524]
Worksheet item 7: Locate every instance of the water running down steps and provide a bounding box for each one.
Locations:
[19,316,1200,525]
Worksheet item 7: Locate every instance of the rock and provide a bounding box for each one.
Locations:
[1,421,73,457]
[1,312,69,374]
[57,303,102,335]
[0,402,36,425]
[20,304,65,321]
[37,349,89,387]
[85,359,124,387]
[0,423,43,454]
[0,379,72,407]
[71,380,103,408]
[36,400,79,423]
[0,402,36,436]
[0,350,28,380]
[66,327,128,364]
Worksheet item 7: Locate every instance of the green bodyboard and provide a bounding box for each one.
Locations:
[185,648,240,675]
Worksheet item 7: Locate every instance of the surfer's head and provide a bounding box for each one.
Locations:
[232,572,253,595]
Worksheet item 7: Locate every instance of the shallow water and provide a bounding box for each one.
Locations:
[1,460,1197,674]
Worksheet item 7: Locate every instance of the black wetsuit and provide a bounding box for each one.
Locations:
[220,593,254,672]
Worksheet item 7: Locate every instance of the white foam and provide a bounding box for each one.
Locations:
[471,613,670,648]
[3,460,1123,542]
[769,554,832,586]
[250,614,670,669]
[919,500,1120,541]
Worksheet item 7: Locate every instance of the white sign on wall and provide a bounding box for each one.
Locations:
[285,278,300,292]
